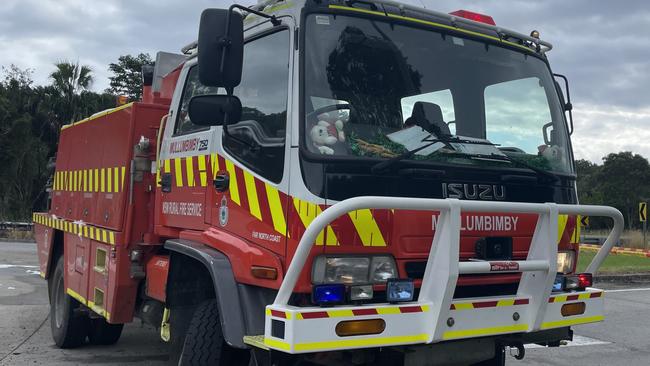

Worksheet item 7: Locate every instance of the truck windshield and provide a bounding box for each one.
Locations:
[303,14,573,174]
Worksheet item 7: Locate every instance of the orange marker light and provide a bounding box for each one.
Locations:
[335,319,386,337]
[561,302,586,317]
[251,266,278,280]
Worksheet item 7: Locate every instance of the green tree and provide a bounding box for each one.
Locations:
[49,61,94,124]
[106,53,153,101]
[597,152,650,229]
[0,66,49,219]
[575,159,603,205]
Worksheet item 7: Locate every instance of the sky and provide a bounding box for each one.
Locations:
[0,0,649,163]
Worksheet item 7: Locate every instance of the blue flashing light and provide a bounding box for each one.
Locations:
[313,284,346,306]
[386,279,414,303]
[552,274,565,292]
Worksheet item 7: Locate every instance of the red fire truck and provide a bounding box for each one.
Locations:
[33,0,623,365]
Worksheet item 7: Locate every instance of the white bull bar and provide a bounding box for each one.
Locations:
[263,198,623,353]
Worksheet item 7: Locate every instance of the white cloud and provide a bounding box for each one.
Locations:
[572,103,650,162]
[0,0,648,163]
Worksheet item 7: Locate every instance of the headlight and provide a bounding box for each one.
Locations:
[312,255,398,285]
[557,251,575,274]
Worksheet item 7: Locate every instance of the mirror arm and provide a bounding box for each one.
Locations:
[229,4,281,26]
[553,73,574,135]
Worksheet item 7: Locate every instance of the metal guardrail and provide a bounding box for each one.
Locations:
[275,197,624,306]
[0,222,33,231]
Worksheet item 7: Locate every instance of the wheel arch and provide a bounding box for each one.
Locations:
[164,238,247,349]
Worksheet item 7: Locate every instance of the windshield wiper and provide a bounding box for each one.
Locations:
[371,138,450,173]
[465,153,559,183]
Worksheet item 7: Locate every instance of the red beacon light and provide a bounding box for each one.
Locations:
[449,10,496,26]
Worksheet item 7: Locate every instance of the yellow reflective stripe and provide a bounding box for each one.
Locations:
[264,337,291,351]
[109,231,115,245]
[67,288,87,305]
[198,155,208,187]
[541,315,604,330]
[452,303,474,311]
[348,209,386,246]
[61,102,134,131]
[102,230,108,243]
[292,197,338,246]
[496,299,515,307]
[572,215,581,243]
[329,4,384,16]
[164,159,171,173]
[443,324,528,340]
[578,293,591,300]
[89,226,95,240]
[185,156,195,187]
[551,295,568,303]
[83,226,88,237]
[211,153,219,178]
[376,307,401,315]
[82,169,87,191]
[88,169,93,192]
[225,160,240,205]
[265,184,286,235]
[328,5,534,53]
[107,167,113,193]
[113,167,119,192]
[244,172,262,220]
[94,169,99,192]
[121,166,126,191]
[557,214,568,243]
[327,309,354,318]
[294,334,429,352]
[174,158,183,187]
[100,168,105,192]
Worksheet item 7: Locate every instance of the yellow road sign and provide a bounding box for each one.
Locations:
[580,216,589,227]
[640,202,647,222]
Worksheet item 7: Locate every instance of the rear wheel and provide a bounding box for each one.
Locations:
[88,318,123,345]
[48,256,88,348]
[178,299,250,365]
[471,345,506,366]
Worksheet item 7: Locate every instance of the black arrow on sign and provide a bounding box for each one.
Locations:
[640,203,647,222]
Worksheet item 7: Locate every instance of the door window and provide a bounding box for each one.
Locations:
[223,29,291,183]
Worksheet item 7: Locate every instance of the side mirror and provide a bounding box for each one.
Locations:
[553,74,574,135]
[198,9,244,89]
[188,94,242,126]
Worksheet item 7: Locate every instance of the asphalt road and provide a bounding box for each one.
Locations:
[1,241,649,366]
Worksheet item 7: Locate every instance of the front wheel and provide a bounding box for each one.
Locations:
[178,299,250,365]
[88,318,123,345]
[48,256,88,348]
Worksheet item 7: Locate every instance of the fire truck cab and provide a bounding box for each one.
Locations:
[33,0,623,365]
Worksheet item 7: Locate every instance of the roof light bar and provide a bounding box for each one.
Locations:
[449,10,496,26]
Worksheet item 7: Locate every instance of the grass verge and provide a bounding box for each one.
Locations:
[577,249,650,273]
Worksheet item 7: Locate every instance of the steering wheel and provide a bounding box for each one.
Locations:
[305,103,354,123]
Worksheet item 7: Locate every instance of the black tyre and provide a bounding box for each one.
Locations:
[471,345,506,366]
[48,256,89,348]
[178,299,250,366]
[88,318,123,345]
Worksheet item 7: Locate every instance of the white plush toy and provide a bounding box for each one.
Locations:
[310,120,339,155]
[317,112,346,142]
[538,144,565,167]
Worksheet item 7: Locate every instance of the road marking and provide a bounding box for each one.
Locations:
[605,287,650,293]
[0,265,39,269]
[525,335,610,349]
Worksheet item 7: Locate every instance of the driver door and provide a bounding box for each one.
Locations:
[206,22,294,257]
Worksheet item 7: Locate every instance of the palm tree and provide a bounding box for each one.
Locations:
[49,61,94,124]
